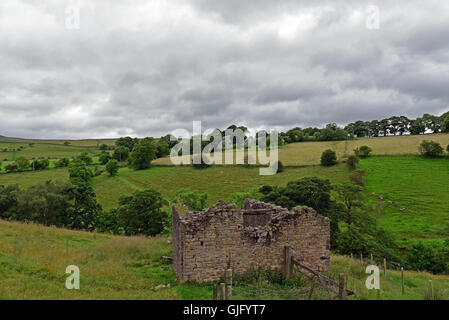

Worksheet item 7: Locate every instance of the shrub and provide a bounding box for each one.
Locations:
[0,184,19,219]
[76,152,93,165]
[5,164,18,173]
[105,159,119,176]
[349,170,366,187]
[55,158,70,168]
[418,140,444,158]
[229,188,261,208]
[117,189,168,236]
[15,157,30,172]
[405,242,449,274]
[320,149,337,166]
[31,159,50,170]
[99,152,111,165]
[129,138,157,170]
[113,146,130,162]
[354,145,372,158]
[95,209,122,234]
[346,155,359,169]
[174,190,208,211]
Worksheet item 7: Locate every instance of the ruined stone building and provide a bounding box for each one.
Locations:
[172,199,330,283]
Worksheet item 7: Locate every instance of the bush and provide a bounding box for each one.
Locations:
[5,164,18,173]
[31,159,50,170]
[113,146,130,162]
[349,170,366,187]
[0,184,19,219]
[346,155,359,169]
[174,190,208,211]
[15,157,30,172]
[354,145,372,158]
[99,152,111,165]
[117,189,168,236]
[76,152,93,165]
[55,158,70,168]
[129,138,157,170]
[418,140,444,158]
[320,149,337,166]
[95,209,122,234]
[405,242,449,274]
[105,159,119,176]
[229,188,261,208]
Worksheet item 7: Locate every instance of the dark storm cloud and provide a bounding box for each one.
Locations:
[0,0,448,139]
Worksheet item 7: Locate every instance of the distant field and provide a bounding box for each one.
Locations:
[0,165,352,210]
[0,142,101,162]
[153,133,449,166]
[358,156,449,245]
[0,136,116,147]
[1,219,448,300]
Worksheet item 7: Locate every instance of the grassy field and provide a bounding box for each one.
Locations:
[359,156,449,245]
[153,133,449,166]
[1,219,448,300]
[0,136,116,148]
[0,165,352,210]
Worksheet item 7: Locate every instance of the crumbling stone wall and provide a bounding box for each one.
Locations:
[172,199,330,283]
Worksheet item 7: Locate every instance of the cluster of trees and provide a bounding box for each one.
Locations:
[0,159,169,236]
[282,123,351,144]
[345,112,449,137]
[257,177,400,262]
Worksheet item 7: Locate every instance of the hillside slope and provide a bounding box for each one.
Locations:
[1,220,448,300]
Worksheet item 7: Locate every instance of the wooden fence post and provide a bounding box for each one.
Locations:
[338,274,347,300]
[225,269,233,300]
[383,258,387,280]
[401,267,405,296]
[284,246,292,279]
[213,282,218,300]
[220,283,225,300]
[370,254,373,265]
[428,280,434,300]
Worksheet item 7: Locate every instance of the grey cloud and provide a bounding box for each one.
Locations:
[0,0,448,139]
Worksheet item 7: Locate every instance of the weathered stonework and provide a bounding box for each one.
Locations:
[172,199,330,283]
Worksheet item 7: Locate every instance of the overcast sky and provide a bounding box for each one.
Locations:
[1,0,449,139]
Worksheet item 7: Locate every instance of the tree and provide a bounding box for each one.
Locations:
[354,145,372,158]
[15,157,30,172]
[31,159,50,170]
[418,140,443,158]
[156,140,170,158]
[105,159,119,176]
[5,164,18,173]
[129,138,157,170]
[260,177,342,248]
[410,118,426,135]
[55,158,70,168]
[368,120,380,137]
[379,119,390,136]
[69,159,93,183]
[68,179,102,230]
[441,116,449,133]
[113,146,129,162]
[14,181,75,227]
[99,152,111,165]
[117,189,168,236]
[76,152,93,165]
[422,113,441,133]
[0,184,19,219]
[346,155,359,169]
[334,183,364,225]
[115,136,135,151]
[321,149,337,166]
[174,190,208,211]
